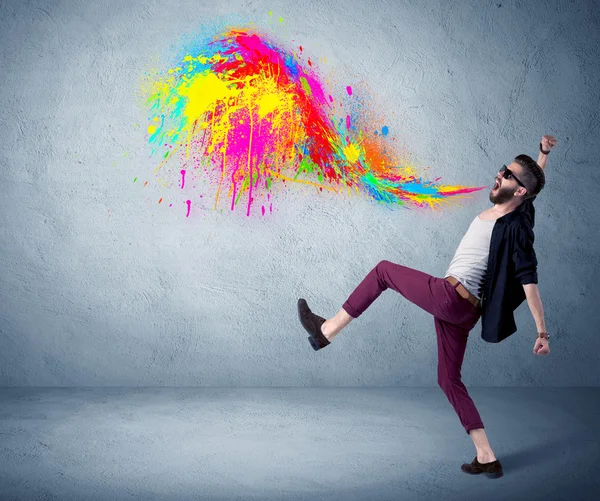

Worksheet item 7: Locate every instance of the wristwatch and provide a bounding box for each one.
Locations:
[540,142,551,155]
[537,332,550,340]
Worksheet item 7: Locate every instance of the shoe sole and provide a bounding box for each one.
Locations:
[461,466,504,479]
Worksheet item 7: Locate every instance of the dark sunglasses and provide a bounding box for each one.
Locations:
[500,165,527,191]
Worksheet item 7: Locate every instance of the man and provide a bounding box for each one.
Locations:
[297,134,557,479]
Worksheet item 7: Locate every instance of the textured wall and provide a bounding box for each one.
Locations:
[1,0,599,386]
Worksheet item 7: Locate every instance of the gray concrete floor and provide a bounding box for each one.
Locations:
[0,387,598,501]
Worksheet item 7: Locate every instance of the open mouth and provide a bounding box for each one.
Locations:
[493,180,500,190]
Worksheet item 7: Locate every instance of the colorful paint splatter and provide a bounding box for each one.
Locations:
[142,27,486,217]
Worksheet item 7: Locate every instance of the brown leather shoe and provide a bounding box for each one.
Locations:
[461,456,504,478]
[297,298,330,351]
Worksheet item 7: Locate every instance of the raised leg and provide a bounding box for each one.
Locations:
[323,260,451,342]
[341,260,446,320]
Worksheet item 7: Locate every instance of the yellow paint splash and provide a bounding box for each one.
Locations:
[343,143,362,163]
[180,72,239,123]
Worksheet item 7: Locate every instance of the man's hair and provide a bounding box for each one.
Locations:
[514,154,545,197]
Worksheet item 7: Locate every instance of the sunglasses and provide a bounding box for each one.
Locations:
[500,165,527,192]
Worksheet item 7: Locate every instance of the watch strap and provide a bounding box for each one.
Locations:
[540,142,551,155]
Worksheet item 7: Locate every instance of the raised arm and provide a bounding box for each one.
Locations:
[537,134,557,170]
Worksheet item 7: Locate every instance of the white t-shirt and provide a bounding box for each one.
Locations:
[444,215,496,300]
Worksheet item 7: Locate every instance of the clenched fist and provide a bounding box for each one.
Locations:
[533,337,550,356]
[541,135,557,153]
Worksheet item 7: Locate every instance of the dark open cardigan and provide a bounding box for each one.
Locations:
[479,197,538,343]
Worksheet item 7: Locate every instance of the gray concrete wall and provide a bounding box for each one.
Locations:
[1,0,598,386]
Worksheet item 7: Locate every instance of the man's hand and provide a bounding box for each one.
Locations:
[541,134,557,153]
[533,336,550,356]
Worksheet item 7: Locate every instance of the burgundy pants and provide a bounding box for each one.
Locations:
[342,260,484,435]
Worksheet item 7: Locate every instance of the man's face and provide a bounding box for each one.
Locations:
[489,162,527,204]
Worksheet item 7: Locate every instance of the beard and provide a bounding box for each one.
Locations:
[489,183,514,204]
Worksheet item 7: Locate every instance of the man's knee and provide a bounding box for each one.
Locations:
[376,259,393,271]
[438,373,461,391]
